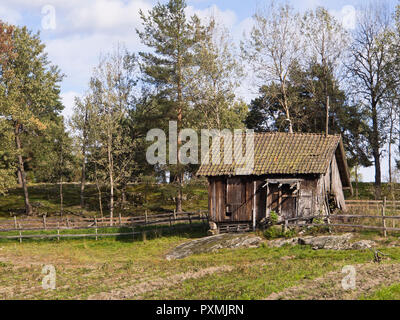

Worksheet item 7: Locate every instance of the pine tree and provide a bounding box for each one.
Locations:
[137,0,206,212]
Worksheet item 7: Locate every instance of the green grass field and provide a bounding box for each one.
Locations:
[0,226,399,300]
[344,182,400,200]
[1,181,400,300]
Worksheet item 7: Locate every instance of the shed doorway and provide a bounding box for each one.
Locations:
[267,180,299,220]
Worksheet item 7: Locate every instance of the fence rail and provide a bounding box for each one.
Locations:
[345,199,400,209]
[0,210,209,242]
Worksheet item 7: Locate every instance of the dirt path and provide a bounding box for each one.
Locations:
[88,265,234,300]
[266,262,400,300]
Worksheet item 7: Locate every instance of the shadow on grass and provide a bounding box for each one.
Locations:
[115,222,209,243]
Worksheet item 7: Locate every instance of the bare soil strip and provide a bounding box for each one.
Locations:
[266,262,400,300]
[88,265,234,300]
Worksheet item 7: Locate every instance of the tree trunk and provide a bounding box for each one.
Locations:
[176,49,183,213]
[94,163,103,218]
[80,152,86,209]
[176,172,183,213]
[372,108,381,200]
[281,84,293,133]
[60,177,63,217]
[325,95,329,136]
[388,103,394,199]
[80,110,88,209]
[14,123,32,215]
[17,171,22,187]
[108,139,114,226]
[121,188,127,204]
[355,165,359,199]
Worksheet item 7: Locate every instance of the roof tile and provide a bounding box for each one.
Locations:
[197,132,341,176]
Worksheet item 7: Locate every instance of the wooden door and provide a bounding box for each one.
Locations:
[267,184,280,214]
[267,184,297,219]
[281,185,297,219]
[226,178,251,222]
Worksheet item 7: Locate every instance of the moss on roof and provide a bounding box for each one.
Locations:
[197,132,342,176]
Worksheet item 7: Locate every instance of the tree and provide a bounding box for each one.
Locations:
[303,7,350,135]
[242,1,304,133]
[246,62,372,172]
[0,21,17,195]
[346,3,396,199]
[70,95,94,210]
[137,0,206,212]
[188,17,245,130]
[0,118,17,195]
[0,24,63,214]
[86,47,138,224]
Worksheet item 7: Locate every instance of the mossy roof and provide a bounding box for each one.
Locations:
[197,132,346,178]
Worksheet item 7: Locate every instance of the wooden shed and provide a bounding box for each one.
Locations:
[197,133,352,232]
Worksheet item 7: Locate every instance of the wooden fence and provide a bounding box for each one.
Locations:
[346,199,400,210]
[274,198,399,237]
[0,210,209,242]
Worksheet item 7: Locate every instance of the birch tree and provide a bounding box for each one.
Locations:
[303,7,350,135]
[88,47,137,224]
[346,3,396,199]
[70,95,94,210]
[242,1,304,133]
[188,18,245,130]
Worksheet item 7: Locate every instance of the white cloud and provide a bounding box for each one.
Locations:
[330,5,357,30]
[61,90,80,120]
[186,4,237,29]
[45,32,145,90]
[0,5,22,24]
[234,16,254,41]
[60,0,153,35]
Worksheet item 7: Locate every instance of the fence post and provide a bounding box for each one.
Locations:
[145,210,148,224]
[18,223,22,243]
[382,197,387,238]
[131,220,135,241]
[66,217,70,228]
[200,210,205,226]
[95,217,98,241]
[57,222,60,242]
[118,212,122,226]
[14,216,17,230]
[282,219,288,233]
[173,209,176,221]
[43,214,47,230]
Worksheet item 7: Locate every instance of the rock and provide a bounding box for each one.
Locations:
[165,233,263,260]
[207,222,219,235]
[268,237,299,248]
[350,240,376,250]
[298,233,353,250]
[207,229,219,236]
[209,221,218,230]
[267,233,378,251]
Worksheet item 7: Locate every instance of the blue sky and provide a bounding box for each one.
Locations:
[0,0,398,182]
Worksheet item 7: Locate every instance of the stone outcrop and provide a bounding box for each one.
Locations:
[298,233,353,250]
[268,233,377,250]
[350,240,376,250]
[166,233,263,260]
